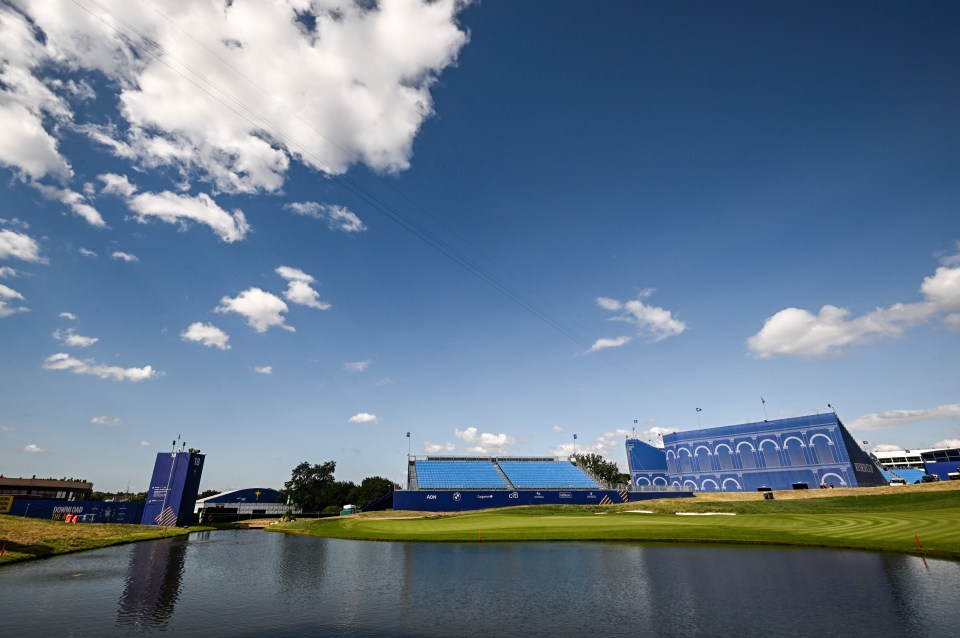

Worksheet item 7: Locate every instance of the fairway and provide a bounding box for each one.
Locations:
[274,485,960,560]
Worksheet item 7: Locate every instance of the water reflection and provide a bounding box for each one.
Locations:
[116,536,189,630]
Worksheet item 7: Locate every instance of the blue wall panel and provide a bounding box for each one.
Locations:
[396,489,621,511]
[141,452,205,526]
[7,498,143,523]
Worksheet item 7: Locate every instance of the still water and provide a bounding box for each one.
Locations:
[0,530,958,637]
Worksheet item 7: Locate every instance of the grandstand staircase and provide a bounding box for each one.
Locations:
[492,460,516,489]
[408,462,419,489]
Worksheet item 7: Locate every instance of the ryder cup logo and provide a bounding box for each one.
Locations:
[453,492,462,502]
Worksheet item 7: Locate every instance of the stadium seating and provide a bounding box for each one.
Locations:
[498,461,599,489]
[891,468,928,484]
[414,460,509,489]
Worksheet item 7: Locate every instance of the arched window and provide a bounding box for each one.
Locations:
[721,478,742,492]
[783,437,806,466]
[810,434,836,464]
[715,444,735,470]
[700,479,719,492]
[695,446,713,473]
[678,449,693,474]
[759,439,781,468]
[737,442,757,469]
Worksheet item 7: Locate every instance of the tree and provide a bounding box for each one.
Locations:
[198,489,220,499]
[284,460,337,512]
[572,453,623,486]
[353,476,396,508]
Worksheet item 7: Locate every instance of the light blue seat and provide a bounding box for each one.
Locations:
[414,460,509,489]
[498,461,599,489]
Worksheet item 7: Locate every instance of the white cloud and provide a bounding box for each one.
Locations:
[872,444,904,453]
[23,443,44,454]
[0,283,28,317]
[31,183,106,227]
[375,377,395,386]
[934,439,960,449]
[849,403,960,432]
[275,266,331,310]
[59,312,77,320]
[254,365,273,375]
[53,328,99,348]
[454,427,516,454]
[42,352,160,382]
[216,287,293,333]
[423,441,455,454]
[181,322,231,350]
[349,412,380,424]
[6,1,467,196]
[344,360,371,373]
[139,440,150,447]
[111,251,139,263]
[587,336,631,353]
[91,415,122,426]
[596,291,686,343]
[98,173,137,197]
[126,191,250,243]
[945,314,960,331]
[0,266,17,278]
[552,425,565,433]
[287,202,366,233]
[78,248,98,258]
[0,229,45,263]
[552,429,632,458]
[748,253,960,358]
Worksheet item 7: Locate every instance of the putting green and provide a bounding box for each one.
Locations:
[274,488,960,559]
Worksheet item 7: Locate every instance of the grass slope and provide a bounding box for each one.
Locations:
[273,485,960,560]
[0,516,206,566]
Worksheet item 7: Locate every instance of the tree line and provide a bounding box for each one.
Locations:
[279,460,397,514]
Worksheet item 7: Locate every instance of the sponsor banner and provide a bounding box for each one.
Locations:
[396,489,643,512]
[6,498,144,522]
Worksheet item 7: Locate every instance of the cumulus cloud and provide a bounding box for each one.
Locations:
[111,251,139,263]
[275,266,331,310]
[216,287,292,333]
[42,352,160,382]
[552,429,632,458]
[125,191,250,243]
[455,427,516,454]
[59,312,77,320]
[595,290,686,344]
[587,336,631,353]
[344,360,371,373]
[287,202,366,233]
[98,173,137,197]
[848,403,960,432]
[934,439,960,449]
[254,366,273,375]
[349,412,380,424]
[748,250,960,358]
[0,283,29,317]
[423,441,455,454]
[552,425,565,433]
[0,266,17,278]
[23,443,44,453]
[78,248,98,258]
[139,440,150,447]
[0,229,45,263]
[31,183,106,227]
[872,444,905,453]
[91,415,122,426]
[53,328,99,348]
[181,322,231,350]
[3,1,467,198]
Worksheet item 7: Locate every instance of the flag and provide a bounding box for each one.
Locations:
[406,432,410,438]
[696,407,702,412]
[761,397,766,404]
[573,434,578,440]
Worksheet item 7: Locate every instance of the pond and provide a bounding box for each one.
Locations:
[0,531,957,637]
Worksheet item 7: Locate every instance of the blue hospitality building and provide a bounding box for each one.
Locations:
[627,413,888,492]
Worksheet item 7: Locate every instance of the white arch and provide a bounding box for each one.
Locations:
[694,445,712,457]
[665,449,677,459]
[653,476,668,486]
[820,472,847,487]
[736,441,756,452]
[700,479,719,492]
[721,478,742,492]
[758,438,780,450]
[671,480,683,489]
[782,436,805,448]
[683,480,698,491]
[714,443,734,455]
[809,433,834,446]
[677,447,692,457]
[635,476,651,486]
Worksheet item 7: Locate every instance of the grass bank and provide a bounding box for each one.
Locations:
[0,516,210,566]
[271,483,960,560]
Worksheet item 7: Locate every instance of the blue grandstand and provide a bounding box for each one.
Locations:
[889,468,928,484]
[498,461,599,488]
[414,460,508,489]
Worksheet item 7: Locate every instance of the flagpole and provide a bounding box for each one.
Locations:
[761,397,768,421]
[695,408,702,429]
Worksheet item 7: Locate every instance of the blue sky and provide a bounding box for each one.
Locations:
[1,1,958,492]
